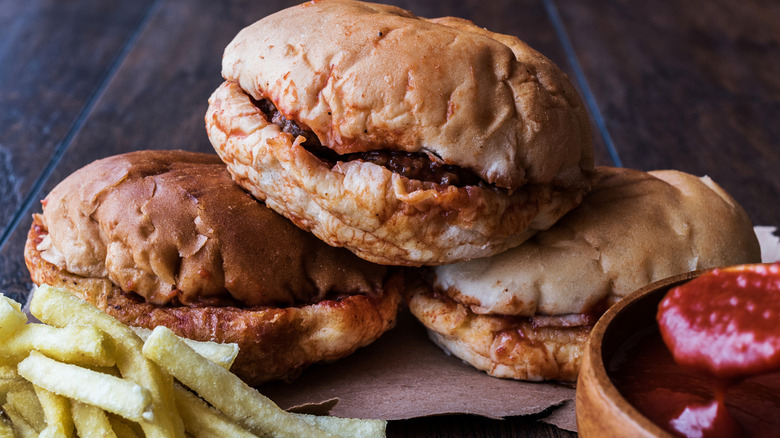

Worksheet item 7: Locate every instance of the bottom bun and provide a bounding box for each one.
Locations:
[405,283,589,382]
[26,215,402,385]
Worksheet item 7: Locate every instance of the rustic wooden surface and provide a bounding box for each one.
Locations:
[1,0,778,436]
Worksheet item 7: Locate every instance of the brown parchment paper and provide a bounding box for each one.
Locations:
[260,310,578,431]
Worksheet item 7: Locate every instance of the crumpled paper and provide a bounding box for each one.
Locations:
[262,310,577,423]
[756,226,780,263]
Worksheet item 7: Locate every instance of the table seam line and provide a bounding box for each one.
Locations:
[542,0,623,168]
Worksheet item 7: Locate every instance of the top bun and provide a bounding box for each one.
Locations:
[39,150,387,307]
[221,0,592,190]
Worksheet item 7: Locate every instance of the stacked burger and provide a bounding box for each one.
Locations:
[25,0,761,385]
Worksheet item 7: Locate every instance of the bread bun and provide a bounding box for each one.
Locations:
[407,167,761,381]
[206,0,595,266]
[26,150,401,384]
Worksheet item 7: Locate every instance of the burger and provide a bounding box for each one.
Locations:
[24,150,401,385]
[405,167,761,381]
[205,0,596,266]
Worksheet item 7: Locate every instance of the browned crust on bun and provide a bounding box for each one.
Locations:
[405,283,588,382]
[39,150,388,307]
[26,213,402,385]
[208,0,596,266]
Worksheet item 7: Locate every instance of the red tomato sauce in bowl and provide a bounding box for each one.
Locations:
[610,263,780,438]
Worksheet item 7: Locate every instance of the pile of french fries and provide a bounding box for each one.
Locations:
[0,285,386,437]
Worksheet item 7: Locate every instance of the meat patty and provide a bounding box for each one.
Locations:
[254,97,484,187]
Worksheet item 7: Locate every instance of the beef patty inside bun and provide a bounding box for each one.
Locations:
[406,167,761,381]
[25,150,401,385]
[206,0,596,266]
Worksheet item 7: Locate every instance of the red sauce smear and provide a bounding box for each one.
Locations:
[613,263,780,438]
[658,263,780,379]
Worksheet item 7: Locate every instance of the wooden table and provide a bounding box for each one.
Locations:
[1,0,778,436]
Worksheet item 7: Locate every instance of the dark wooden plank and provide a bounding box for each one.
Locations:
[388,414,575,438]
[0,0,155,236]
[555,0,780,226]
[26,0,299,161]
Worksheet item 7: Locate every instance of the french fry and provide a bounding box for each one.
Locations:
[0,295,26,337]
[0,378,27,406]
[168,333,383,438]
[71,400,117,438]
[0,323,114,367]
[143,326,334,438]
[18,351,152,423]
[11,285,385,438]
[296,413,387,438]
[3,404,38,438]
[34,385,74,438]
[89,365,122,377]
[0,366,17,380]
[173,384,256,438]
[6,384,45,432]
[0,366,22,404]
[31,284,184,438]
[107,414,142,438]
[0,416,14,438]
[132,327,239,370]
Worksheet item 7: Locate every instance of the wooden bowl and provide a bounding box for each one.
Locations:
[576,270,704,437]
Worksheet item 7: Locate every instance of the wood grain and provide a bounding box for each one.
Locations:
[0,0,155,236]
[556,0,780,225]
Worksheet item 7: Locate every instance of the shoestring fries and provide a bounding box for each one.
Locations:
[0,286,386,437]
